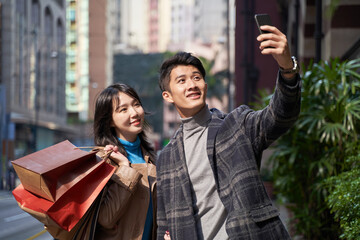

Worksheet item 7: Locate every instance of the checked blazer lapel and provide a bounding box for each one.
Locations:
[172,128,195,208]
[206,109,226,189]
[169,126,199,238]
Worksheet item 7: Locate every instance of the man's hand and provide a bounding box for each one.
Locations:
[257,25,296,79]
[104,145,130,167]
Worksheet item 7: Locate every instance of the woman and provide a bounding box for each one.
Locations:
[93,83,157,240]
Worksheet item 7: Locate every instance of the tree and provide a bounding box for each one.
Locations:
[325,153,360,240]
[256,58,360,239]
[197,56,227,100]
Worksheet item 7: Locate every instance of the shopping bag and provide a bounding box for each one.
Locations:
[12,140,100,202]
[12,156,115,232]
[45,187,105,240]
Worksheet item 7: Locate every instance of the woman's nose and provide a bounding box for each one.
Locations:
[129,106,139,116]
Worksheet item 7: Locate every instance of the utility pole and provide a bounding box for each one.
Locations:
[0,2,5,190]
[0,85,5,190]
[227,0,234,112]
[294,0,300,57]
[32,28,39,152]
[242,0,249,105]
[315,0,323,63]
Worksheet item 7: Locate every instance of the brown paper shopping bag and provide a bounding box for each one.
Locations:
[12,158,115,232]
[12,140,101,202]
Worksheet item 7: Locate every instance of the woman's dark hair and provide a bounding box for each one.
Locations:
[159,51,206,92]
[93,83,154,159]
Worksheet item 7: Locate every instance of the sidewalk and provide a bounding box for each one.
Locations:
[0,189,13,200]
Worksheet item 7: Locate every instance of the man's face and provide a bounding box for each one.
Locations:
[162,65,207,118]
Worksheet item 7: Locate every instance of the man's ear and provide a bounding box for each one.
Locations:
[162,91,174,103]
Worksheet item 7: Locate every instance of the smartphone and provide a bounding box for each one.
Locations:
[254,14,272,34]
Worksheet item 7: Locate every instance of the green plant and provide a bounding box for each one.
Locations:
[198,56,227,100]
[325,153,360,240]
[256,58,360,239]
[260,167,274,182]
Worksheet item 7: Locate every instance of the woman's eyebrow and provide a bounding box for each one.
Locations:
[119,98,138,108]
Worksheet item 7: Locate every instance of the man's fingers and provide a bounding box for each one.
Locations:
[260,25,282,35]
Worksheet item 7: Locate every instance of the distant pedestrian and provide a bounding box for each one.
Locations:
[7,161,16,190]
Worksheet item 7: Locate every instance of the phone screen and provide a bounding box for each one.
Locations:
[254,14,272,34]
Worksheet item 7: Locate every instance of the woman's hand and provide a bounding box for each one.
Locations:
[164,231,171,240]
[104,145,130,167]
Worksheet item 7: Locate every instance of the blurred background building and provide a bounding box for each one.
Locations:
[66,0,90,124]
[0,0,68,190]
[0,0,359,191]
[234,0,360,105]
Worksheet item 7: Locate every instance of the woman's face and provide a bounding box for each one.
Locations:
[111,92,145,142]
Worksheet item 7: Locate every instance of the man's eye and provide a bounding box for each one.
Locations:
[178,79,185,83]
[194,76,201,80]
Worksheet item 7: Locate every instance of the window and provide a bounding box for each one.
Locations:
[32,0,40,27]
[56,0,64,8]
[68,9,76,21]
[45,7,53,36]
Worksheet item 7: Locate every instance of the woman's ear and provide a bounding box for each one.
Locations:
[110,120,115,127]
[162,91,174,103]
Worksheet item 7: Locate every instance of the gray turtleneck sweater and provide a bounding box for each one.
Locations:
[181,105,228,240]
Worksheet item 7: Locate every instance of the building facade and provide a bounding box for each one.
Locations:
[66,0,89,122]
[234,0,360,106]
[88,0,114,119]
[286,0,360,64]
[234,0,285,106]
[65,0,116,146]
[0,0,67,189]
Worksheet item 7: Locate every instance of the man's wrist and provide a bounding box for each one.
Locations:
[279,71,297,86]
[279,56,300,75]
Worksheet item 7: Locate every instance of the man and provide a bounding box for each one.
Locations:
[157,25,301,240]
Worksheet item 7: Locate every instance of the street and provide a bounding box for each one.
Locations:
[0,190,53,240]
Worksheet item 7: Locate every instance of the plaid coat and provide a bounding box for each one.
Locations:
[157,74,301,240]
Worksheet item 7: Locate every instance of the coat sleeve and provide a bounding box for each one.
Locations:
[156,155,169,240]
[229,72,301,165]
[97,165,142,229]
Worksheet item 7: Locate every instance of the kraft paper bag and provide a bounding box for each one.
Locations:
[12,157,115,232]
[12,140,99,202]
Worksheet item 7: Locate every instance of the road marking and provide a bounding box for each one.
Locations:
[3,212,29,222]
[27,229,47,240]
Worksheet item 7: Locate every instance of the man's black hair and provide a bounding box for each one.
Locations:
[159,52,206,92]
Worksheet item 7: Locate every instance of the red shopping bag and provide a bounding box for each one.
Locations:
[12,140,101,202]
[12,154,115,231]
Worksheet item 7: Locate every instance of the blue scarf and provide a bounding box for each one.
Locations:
[118,136,153,240]
[118,136,145,164]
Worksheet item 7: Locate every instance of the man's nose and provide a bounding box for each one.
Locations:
[186,78,197,89]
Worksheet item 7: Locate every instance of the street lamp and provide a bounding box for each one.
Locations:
[31,28,39,152]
